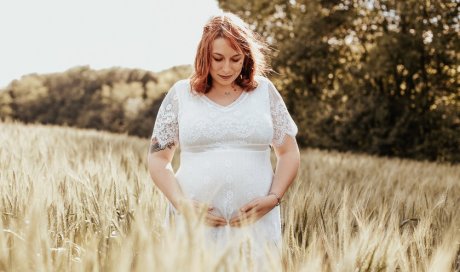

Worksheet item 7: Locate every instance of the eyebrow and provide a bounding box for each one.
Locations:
[212,53,242,58]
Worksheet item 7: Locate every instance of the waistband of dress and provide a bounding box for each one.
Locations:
[181,144,271,153]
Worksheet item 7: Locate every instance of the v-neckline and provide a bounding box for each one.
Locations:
[201,91,248,111]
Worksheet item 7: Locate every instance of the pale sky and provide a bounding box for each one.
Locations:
[0,0,222,88]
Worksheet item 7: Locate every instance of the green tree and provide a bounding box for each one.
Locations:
[218,0,460,162]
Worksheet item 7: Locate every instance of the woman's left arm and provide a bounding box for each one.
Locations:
[268,135,301,202]
[229,135,300,227]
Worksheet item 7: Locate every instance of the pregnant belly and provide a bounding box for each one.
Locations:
[175,149,274,220]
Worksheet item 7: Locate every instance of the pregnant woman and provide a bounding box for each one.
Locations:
[147,12,300,268]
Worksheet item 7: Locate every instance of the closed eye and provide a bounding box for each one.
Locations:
[213,58,242,62]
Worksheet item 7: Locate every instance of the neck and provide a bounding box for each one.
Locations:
[211,82,240,95]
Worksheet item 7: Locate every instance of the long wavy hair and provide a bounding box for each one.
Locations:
[190,12,271,94]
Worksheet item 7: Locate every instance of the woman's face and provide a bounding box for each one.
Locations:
[209,37,244,88]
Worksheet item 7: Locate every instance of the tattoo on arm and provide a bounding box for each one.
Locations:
[149,139,175,154]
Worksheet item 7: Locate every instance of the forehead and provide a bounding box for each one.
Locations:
[211,38,242,55]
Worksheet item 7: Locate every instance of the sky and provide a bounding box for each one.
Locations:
[0,0,222,88]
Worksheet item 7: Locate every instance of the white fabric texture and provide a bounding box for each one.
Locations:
[151,76,298,264]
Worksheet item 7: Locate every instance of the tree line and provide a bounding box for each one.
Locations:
[0,65,192,139]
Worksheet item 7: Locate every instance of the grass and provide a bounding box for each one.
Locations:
[0,121,459,271]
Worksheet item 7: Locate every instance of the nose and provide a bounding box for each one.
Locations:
[222,60,232,73]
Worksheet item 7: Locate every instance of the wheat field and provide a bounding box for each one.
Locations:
[0,122,459,271]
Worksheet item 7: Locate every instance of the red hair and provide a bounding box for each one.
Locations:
[190,12,271,94]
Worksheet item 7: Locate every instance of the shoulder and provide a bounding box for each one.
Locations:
[171,79,191,92]
[249,75,272,97]
[165,79,193,101]
[254,75,279,95]
[253,75,279,96]
[254,75,271,87]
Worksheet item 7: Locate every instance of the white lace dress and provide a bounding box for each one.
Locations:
[151,76,298,262]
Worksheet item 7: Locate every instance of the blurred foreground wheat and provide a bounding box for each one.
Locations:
[0,122,459,271]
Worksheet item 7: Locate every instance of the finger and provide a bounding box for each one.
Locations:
[230,209,255,222]
[229,209,247,223]
[244,210,258,220]
[204,217,222,227]
[230,213,249,226]
[230,216,251,227]
[241,202,257,213]
[239,204,250,213]
[207,213,227,223]
[229,213,239,221]
[206,213,227,225]
[230,211,258,227]
[229,214,242,224]
[205,218,227,227]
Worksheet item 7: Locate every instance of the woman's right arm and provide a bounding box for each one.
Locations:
[147,141,185,210]
[147,142,227,227]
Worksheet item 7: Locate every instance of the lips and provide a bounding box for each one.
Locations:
[219,74,233,80]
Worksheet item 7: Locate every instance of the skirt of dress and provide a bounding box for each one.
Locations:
[165,148,282,270]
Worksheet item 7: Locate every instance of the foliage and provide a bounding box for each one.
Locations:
[218,0,460,162]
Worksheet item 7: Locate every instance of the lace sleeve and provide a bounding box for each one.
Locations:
[268,80,298,147]
[150,85,179,150]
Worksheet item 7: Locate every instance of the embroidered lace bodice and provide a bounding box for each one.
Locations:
[150,76,298,267]
[151,76,297,150]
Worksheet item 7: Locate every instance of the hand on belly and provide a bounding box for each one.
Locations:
[177,198,227,227]
[228,196,278,227]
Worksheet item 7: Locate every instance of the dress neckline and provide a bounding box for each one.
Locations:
[201,91,248,111]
